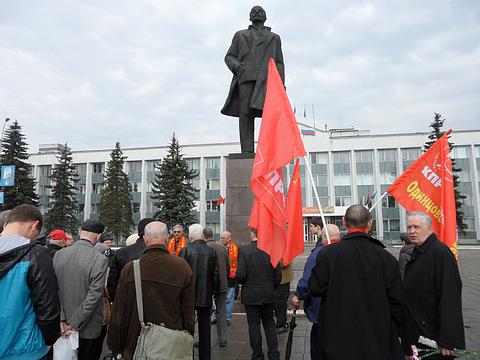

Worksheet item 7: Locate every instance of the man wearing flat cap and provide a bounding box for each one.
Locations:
[53,219,109,360]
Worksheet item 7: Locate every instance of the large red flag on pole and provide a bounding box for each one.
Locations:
[249,58,306,266]
[387,130,457,256]
[283,160,305,265]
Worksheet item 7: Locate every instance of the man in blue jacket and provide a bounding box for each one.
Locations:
[292,221,340,360]
[0,205,60,360]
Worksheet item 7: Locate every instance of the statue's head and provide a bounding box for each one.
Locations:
[249,6,267,23]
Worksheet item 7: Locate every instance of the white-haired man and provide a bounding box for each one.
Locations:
[180,224,219,360]
[108,221,195,360]
[402,212,465,359]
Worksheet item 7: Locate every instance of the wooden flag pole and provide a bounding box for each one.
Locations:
[303,156,331,245]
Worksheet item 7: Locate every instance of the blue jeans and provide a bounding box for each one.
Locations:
[226,287,236,321]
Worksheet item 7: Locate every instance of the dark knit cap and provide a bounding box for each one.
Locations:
[81,219,105,234]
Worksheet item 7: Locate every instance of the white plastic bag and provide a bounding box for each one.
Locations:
[53,330,79,360]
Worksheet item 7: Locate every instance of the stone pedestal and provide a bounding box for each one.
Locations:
[226,156,254,246]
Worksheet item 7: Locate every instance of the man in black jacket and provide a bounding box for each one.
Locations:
[237,228,282,360]
[107,218,154,300]
[180,224,219,360]
[402,212,465,359]
[0,205,60,360]
[308,204,404,360]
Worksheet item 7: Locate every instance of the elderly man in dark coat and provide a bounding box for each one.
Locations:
[308,204,404,360]
[221,6,284,154]
[402,212,465,359]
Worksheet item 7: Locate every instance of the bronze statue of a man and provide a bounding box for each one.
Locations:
[221,6,285,155]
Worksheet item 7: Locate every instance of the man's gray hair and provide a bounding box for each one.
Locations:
[189,224,204,241]
[144,221,168,240]
[406,211,432,227]
[173,224,184,231]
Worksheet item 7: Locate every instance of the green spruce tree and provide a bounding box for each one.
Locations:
[99,142,133,244]
[0,120,38,209]
[150,134,198,229]
[424,113,467,234]
[44,144,79,234]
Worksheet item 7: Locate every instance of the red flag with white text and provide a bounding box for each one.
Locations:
[249,58,306,266]
[387,130,457,256]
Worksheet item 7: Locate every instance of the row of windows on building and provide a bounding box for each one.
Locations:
[35,146,480,240]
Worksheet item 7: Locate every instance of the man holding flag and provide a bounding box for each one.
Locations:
[386,130,465,358]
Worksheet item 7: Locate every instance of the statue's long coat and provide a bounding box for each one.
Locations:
[221,26,284,118]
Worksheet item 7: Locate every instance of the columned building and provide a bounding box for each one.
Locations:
[29,128,480,244]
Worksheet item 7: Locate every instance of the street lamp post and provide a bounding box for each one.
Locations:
[0,117,10,151]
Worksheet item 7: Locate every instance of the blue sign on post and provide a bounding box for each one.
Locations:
[0,192,4,204]
[0,165,15,187]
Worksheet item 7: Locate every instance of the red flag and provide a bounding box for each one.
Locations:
[216,196,225,206]
[387,130,457,256]
[249,58,306,266]
[283,160,304,265]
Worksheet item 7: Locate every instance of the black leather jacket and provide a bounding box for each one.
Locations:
[107,237,145,301]
[180,240,219,307]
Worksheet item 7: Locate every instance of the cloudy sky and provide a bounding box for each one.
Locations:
[1,0,479,152]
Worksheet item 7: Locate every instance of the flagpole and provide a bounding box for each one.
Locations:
[303,156,331,244]
[369,191,388,213]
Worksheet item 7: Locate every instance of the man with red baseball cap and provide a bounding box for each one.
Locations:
[47,229,67,259]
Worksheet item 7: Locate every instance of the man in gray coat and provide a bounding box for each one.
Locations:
[205,227,229,347]
[53,219,108,360]
[221,6,284,154]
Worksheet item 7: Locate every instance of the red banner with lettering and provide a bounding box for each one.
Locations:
[249,58,306,266]
[387,130,457,255]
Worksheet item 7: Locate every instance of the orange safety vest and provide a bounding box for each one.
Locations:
[168,235,187,256]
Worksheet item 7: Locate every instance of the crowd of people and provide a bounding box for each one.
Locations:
[0,203,465,360]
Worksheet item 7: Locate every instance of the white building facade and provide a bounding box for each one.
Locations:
[28,128,480,244]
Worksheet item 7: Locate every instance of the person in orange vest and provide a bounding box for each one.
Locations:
[220,230,238,325]
[168,224,188,256]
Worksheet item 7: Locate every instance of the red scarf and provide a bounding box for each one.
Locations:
[228,241,239,278]
[347,227,369,234]
[168,235,187,256]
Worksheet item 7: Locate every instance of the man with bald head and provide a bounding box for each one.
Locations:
[321,224,341,245]
[220,230,238,324]
[402,212,464,359]
[308,205,404,360]
[108,221,195,360]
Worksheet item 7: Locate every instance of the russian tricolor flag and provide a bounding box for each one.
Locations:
[301,129,315,136]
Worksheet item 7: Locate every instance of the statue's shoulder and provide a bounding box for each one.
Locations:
[234,28,251,36]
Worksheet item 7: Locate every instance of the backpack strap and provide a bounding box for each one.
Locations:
[133,259,145,327]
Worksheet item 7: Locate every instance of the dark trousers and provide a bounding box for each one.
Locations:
[78,335,103,360]
[238,81,256,153]
[196,306,212,360]
[310,323,321,360]
[212,291,228,343]
[245,303,280,360]
[274,283,290,327]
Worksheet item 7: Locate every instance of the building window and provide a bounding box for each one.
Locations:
[74,163,87,175]
[383,219,400,232]
[92,183,103,194]
[92,163,104,174]
[133,202,140,213]
[382,194,396,208]
[40,165,51,176]
[127,161,142,173]
[91,204,99,214]
[131,182,141,192]
[205,157,220,169]
[206,200,220,211]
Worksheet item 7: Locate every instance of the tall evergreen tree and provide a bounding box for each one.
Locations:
[150,134,198,229]
[44,144,79,234]
[0,120,38,209]
[423,113,467,234]
[99,142,133,243]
